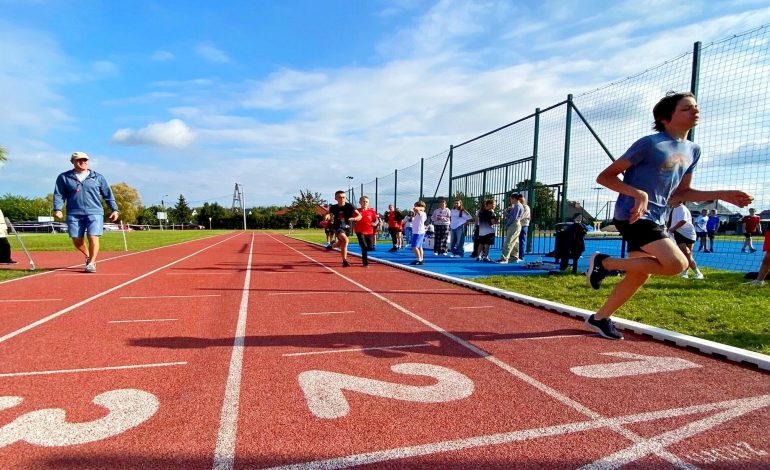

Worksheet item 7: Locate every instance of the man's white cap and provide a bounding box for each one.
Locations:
[70,151,89,162]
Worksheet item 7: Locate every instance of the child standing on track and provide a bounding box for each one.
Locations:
[409,201,427,266]
[585,91,752,340]
[325,191,361,268]
[355,196,378,267]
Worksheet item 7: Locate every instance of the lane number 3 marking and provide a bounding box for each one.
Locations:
[299,362,474,419]
[0,389,159,447]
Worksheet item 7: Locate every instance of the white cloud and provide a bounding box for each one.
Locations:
[111,119,196,148]
[195,42,231,64]
[151,50,175,61]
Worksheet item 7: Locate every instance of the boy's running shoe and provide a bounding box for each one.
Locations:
[342,260,350,267]
[325,244,333,251]
[586,252,610,289]
[585,314,624,340]
[85,263,96,273]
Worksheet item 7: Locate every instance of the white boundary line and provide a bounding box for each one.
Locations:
[295,240,770,372]
[0,361,187,377]
[299,310,355,315]
[271,236,698,468]
[0,233,243,345]
[212,233,254,470]
[120,294,222,299]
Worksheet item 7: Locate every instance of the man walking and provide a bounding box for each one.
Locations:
[53,152,119,272]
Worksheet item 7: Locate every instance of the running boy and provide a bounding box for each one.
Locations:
[585,91,752,340]
[354,196,378,267]
[325,191,361,267]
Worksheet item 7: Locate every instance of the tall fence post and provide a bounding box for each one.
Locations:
[419,158,424,200]
[375,178,379,213]
[561,95,573,224]
[360,184,363,200]
[529,107,540,253]
[448,145,454,200]
[394,169,398,210]
[688,40,702,142]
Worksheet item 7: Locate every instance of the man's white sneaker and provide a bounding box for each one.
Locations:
[85,263,96,273]
[693,272,704,280]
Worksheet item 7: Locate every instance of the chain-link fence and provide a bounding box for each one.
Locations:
[360,25,770,273]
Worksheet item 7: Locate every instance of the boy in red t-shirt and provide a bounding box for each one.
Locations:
[751,229,770,286]
[741,208,762,253]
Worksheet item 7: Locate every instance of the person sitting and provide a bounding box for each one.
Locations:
[554,214,588,273]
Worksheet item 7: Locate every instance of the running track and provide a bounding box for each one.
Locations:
[0,232,768,469]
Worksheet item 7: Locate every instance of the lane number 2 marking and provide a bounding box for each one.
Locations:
[299,362,474,419]
[0,389,159,447]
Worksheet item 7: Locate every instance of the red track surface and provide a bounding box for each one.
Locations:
[1,233,768,469]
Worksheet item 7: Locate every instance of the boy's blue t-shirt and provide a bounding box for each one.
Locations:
[613,133,700,225]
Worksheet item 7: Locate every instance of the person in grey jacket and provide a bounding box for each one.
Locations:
[53,151,119,272]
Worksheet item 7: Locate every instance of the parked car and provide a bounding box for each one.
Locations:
[8,221,67,233]
[103,223,133,231]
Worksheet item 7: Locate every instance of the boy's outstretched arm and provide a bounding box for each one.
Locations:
[670,174,753,208]
[596,159,648,223]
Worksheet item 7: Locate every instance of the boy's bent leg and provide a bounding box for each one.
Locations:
[602,238,687,277]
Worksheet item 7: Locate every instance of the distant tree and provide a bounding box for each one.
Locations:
[196,202,230,229]
[0,194,52,221]
[171,194,192,224]
[514,180,558,229]
[0,145,7,165]
[290,189,326,228]
[108,182,142,223]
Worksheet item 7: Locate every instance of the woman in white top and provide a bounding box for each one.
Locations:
[449,199,472,257]
[668,201,703,279]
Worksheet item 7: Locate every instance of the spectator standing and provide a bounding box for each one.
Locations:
[498,193,524,263]
[449,199,472,257]
[384,204,404,252]
[409,202,428,265]
[584,92,752,340]
[741,208,762,253]
[694,208,709,252]
[668,201,703,279]
[705,208,719,252]
[53,152,119,273]
[430,198,451,255]
[476,199,498,262]
[403,211,414,245]
[518,195,531,260]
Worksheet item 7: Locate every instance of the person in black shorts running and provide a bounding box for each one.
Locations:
[324,191,361,267]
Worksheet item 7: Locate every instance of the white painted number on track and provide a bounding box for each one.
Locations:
[298,362,474,419]
[0,389,159,447]
[570,352,701,379]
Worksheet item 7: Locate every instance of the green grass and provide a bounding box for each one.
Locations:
[288,229,769,355]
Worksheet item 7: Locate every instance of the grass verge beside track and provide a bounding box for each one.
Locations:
[289,229,769,355]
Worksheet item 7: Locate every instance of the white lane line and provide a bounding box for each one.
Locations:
[212,233,254,470]
[108,319,179,324]
[120,294,222,299]
[55,273,126,276]
[166,272,235,275]
[0,361,187,378]
[283,343,431,357]
[271,236,697,469]
[263,394,770,470]
[494,334,597,342]
[0,233,242,345]
[0,299,61,303]
[448,305,494,310]
[299,310,355,316]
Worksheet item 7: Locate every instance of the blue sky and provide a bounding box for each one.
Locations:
[1,0,769,208]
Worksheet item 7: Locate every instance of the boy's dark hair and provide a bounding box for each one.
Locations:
[334,190,345,197]
[652,91,695,132]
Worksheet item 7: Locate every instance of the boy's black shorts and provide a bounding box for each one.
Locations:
[673,231,695,246]
[613,218,668,252]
